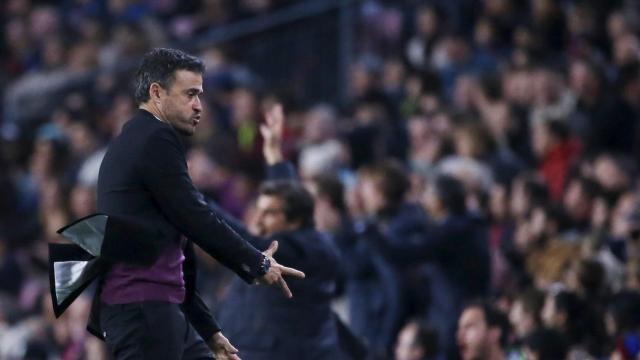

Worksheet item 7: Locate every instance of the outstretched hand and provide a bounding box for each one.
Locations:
[255,241,305,298]
[260,103,285,165]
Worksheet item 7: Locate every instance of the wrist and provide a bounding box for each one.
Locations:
[265,150,283,165]
[258,255,271,276]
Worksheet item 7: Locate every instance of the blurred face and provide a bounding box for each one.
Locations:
[569,61,598,97]
[489,184,507,221]
[70,185,96,218]
[594,156,629,191]
[187,148,216,189]
[532,70,562,106]
[395,323,425,360]
[563,180,590,221]
[422,182,444,219]
[457,307,491,360]
[614,33,640,66]
[231,88,256,125]
[158,70,203,136]
[360,176,387,215]
[608,12,628,40]
[416,7,438,37]
[454,130,479,158]
[509,300,535,338]
[254,195,289,237]
[532,121,553,159]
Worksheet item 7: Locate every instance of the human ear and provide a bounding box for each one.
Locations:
[149,82,163,102]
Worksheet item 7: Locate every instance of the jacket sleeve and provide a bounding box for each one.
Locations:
[365,221,450,264]
[182,240,220,341]
[141,126,264,283]
[206,200,266,250]
[265,161,298,181]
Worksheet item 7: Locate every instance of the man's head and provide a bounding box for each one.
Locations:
[563,176,601,223]
[254,180,314,237]
[358,160,410,216]
[509,288,544,339]
[394,320,439,360]
[457,301,510,360]
[134,48,205,136]
[423,174,467,219]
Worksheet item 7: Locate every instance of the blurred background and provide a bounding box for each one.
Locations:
[2,0,640,359]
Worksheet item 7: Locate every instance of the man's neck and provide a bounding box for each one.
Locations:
[139,104,167,124]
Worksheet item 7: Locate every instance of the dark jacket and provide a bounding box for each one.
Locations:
[87,109,265,340]
[369,212,491,358]
[215,162,344,359]
[341,203,429,359]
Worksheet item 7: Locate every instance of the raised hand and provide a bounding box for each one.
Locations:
[255,241,305,298]
[260,103,285,165]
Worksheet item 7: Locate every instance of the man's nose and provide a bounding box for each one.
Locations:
[193,97,202,112]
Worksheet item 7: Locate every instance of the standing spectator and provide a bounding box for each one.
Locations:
[532,118,581,201]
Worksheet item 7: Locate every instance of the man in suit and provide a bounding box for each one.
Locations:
[214,104,345,359]
[95,48,304,360]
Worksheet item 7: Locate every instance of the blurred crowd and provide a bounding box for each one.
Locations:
[3,0,640,359]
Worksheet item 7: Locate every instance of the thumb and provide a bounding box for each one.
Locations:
[265,240,278,257]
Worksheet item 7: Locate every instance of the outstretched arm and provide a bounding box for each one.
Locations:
[142,126,304,295]
[142,126,263,284]
[261,103,298,181]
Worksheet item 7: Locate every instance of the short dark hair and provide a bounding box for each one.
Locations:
[259,180,314,228]
[515,288,545,325]
[406,319,439,358]
[519,174,550,208]
[543,118,570,141]
[360,160,410,207]
[573,176,602,200]
[134,48,205,105]
[463,300,511,348]
[434,174,467,215]
[311,174,346,213]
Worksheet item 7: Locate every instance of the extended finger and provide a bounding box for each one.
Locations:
[277,276,293,298]
[278,265,305,279]
[264,241,278,257]
[225,342,239,354]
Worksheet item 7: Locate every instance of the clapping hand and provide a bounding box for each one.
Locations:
[255,241,305,298]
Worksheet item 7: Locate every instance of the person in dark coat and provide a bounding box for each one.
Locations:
[91,49,304,360]
[216,104,345,360]
[349,160,430,359]
[368,174,491,359]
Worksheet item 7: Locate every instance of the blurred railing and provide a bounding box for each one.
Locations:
[2,0,355,135]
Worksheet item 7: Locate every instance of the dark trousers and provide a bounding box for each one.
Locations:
[101,302,213,360]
